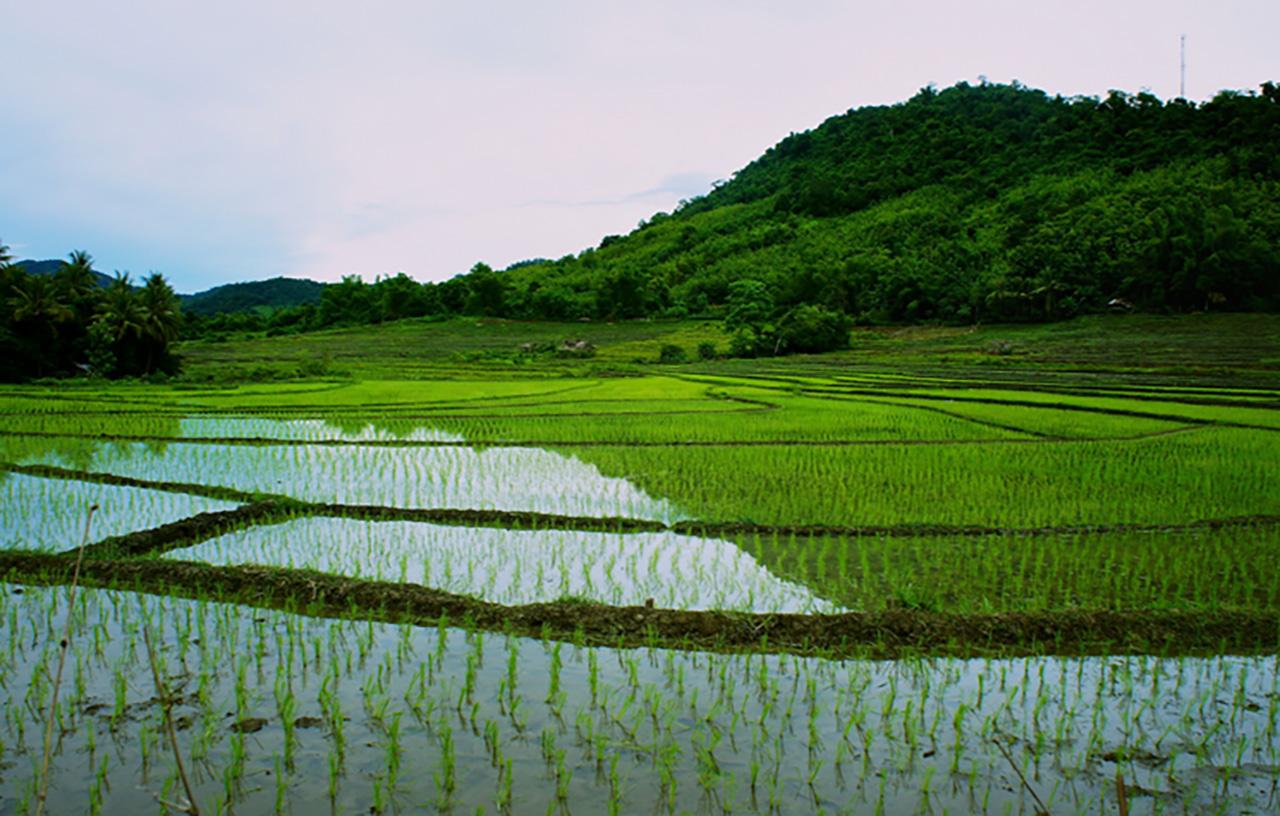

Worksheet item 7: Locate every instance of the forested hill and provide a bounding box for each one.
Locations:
[16,260,113,288]
[181,277,324,316]
[476,81,1280,324]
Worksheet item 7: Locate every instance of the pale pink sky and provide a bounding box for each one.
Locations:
[2,1,1277,291]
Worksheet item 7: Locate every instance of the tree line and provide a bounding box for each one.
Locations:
[0,245,183,382]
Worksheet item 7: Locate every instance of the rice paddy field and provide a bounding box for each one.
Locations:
[2,316,1279,814]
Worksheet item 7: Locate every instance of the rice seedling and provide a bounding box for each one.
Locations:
[166,518,837,613]
[0,366,1276,812]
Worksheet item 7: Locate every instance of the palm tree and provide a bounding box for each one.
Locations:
[94,273,146,343]
[8,274,74,377]
[138,273,183,373]
[0,239,12,269]
[56,250,99,301]
[10,274,74,327]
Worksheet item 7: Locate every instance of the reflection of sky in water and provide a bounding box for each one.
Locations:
[0,473,238,552]
[174,417,465,441]
[3,583,1277,815]
[166,517,840,614]
[16,419,683,522]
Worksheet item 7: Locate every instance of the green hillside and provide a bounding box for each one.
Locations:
[480,81,1280,324]
[178,82,1280,350]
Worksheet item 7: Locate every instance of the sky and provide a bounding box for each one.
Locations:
[2,1,1277,293]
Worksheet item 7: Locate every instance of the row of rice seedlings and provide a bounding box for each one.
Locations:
[859,395,1191,439]
[9,439,685,522]
[684,369,1280,430]
[0,395,1028,447]
[2,582,1276,814]
[0,395,165,416]
[0,474,238,553]
[827,368,1280,401]
[163,517,838,614]
[573,426,1280,528]
[8,418,1273,536]
[428,392,1030,445]
[161,378,610,410]
[733,526,1280,614]
[0,413,181,439]
[864,386,1280,431]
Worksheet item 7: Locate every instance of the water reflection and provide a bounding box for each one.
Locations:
[167,517,841,613]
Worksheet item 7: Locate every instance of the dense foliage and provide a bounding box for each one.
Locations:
[191,82,1279,351]
[0,246,183,381]
[185,272,448,339]
[489,81,1280,327]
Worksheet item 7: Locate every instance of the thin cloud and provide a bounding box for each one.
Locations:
[1,1,1276,289]
[521,172,721,209]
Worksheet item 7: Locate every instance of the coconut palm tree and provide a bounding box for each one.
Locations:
[0,239,12,269]
[138,273,183,373]
[56,250,99,301]
[8,274,74,377]
[10,274,74,327]
[94,273,146,343]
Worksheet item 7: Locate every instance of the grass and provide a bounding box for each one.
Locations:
[174,312,1280,382]
[571,427,1280,528]
[740,525,1280,614]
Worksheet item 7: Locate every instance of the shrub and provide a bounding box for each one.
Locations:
[658,344,688,364]
[776,304,852,354]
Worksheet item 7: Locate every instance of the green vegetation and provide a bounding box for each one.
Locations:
[175,83,1280,351]
[171,309,1280,385]
[13,82,1280,381]
[490,82,1280,324]
[3,316,1278,623]
[0,247,183,381]
[181,276,324,317]
[3,80,1280,811]
[0,311,1277,812]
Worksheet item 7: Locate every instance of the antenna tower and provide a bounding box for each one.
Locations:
[1180,35,1186,99]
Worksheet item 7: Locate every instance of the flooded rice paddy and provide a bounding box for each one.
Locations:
[1,377,1278,813]
[0,473,238,553]
[167,518,838,614]
[4,427,684,523]
[0,585,1276,815]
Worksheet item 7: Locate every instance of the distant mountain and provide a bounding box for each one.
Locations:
[15,259,114,288]
[180,277,325,316]
[10,260,325,315]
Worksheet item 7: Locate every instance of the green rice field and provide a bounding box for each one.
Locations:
[1,322,1278,814]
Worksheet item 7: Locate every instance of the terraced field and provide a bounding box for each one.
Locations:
[1,365,1278,814]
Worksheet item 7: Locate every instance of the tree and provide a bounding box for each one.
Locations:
[57,250,98,299]
[318,275,375,326]
[775,304,851,353]
[0,239,11,269]
[464,263,507,316]
[724,279,775,356]
[375,273,431,322]
[85,320,117,378]
[9,274,74,331]
[138,273,183,374]
[597,269,647,319]
[8,274,74,377]
[96,273,145,342]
